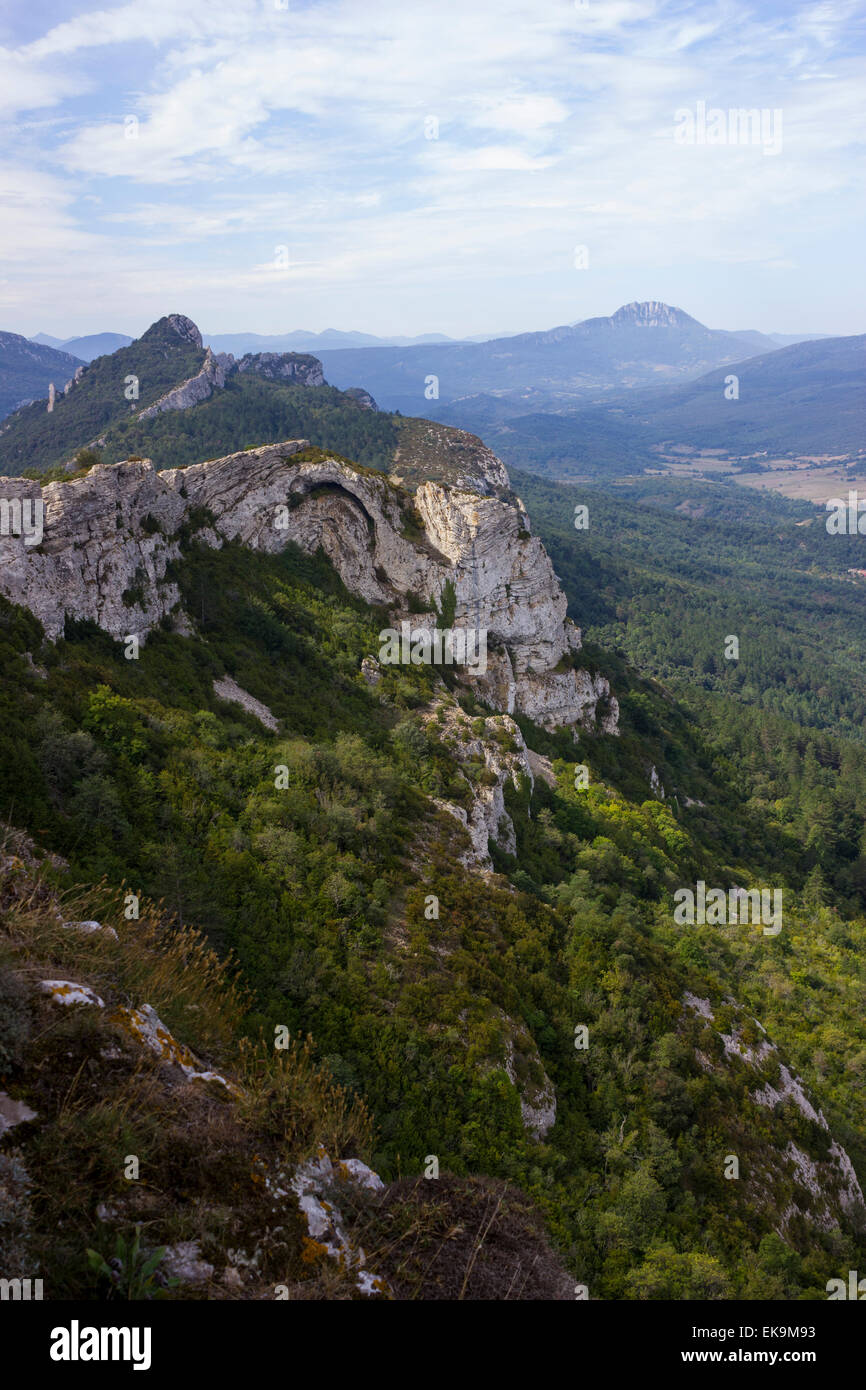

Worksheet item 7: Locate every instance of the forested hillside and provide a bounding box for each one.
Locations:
[2,508,866,1298]
[516,471,866,740]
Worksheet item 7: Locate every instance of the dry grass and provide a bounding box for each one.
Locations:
[236,1032,373,1162]
[342,1175,574,1300]
[0,829,375,1300]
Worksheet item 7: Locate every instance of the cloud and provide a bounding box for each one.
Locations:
[0,0,863,335]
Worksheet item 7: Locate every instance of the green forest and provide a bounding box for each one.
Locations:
[2,487,866,1297]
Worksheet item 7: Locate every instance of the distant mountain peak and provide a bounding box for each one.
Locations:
[609,301,699,329]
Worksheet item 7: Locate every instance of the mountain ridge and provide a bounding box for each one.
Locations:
[0,440,616,736]
[0,333,85,421]
[316,301,784,413]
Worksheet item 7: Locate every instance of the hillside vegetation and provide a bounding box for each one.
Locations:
[2,525,865,1298]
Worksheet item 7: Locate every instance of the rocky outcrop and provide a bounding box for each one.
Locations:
[683,994,865,1234]
[289,1148,388,1296]
[391,417,510,495]
[343,386,378,411]
[133,347,325,422]
[213,676,279,731]
[236,351,325,387]
[501,1027,557,1139]
[111,1003,238,1094]
[0,440,618,733]
[138,347,228,419]
[40,979,105,1008]
[163,313,203,349]
[0,462,185,641]
[63,365,85,396]
[425,701,531,869]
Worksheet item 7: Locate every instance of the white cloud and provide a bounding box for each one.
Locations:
[0,0,862,335]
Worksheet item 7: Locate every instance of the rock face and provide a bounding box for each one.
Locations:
[683,994,866,1234]
[163,313,203,349]
[343,386,378,411]
[425,702,531,869]
[138,347,227,419]
[136,345,325,421]
[501,1026,557,1138]
[236,351,325,387]
[0,440,618,733]
[0,462,185,641]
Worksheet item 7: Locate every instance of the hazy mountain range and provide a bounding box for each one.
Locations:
[311,302,820,413]
[1,304,859,481]
[433,333,866,477]
[30,331,134,361]
[0,332,85,419]
[23,307,828,381]
[29,327,484,359]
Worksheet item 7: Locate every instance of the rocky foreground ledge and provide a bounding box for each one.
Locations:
[0,442,618,733]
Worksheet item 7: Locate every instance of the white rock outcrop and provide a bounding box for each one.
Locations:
[236,352,325,387]
[110,1003,238,1094]
[0,440,618,733]
[39,979,105,1007]
[138,347,228,419]
[290,1147,388,1296]
[213,676,279,731]
[683,994,865,1231]
[0,461,185,641]
[502,1030,557,1139]
[425,703,531,869]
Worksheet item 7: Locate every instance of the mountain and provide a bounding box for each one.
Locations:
[6,308,856,496]
[204,328,461,355]
[59,331,134,361]
[0,333,84,421]
[2,429,866,1301]
[767,332,832,347]
[0,315,208,472]
[0,315,343,477]
[315,301,783,414]
[594,332,866,458]
[29,332,66,348]
[435,333,866,480]
[0,314,455,480]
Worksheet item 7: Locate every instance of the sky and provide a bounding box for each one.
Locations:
[0,0,864,341]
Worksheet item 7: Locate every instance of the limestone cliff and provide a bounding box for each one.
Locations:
[0,440,618,733]
[135,347,325,422]
[138,347,228,419]
[235,351,325,387]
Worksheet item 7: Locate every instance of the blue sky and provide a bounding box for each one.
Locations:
[0,0,864,340]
